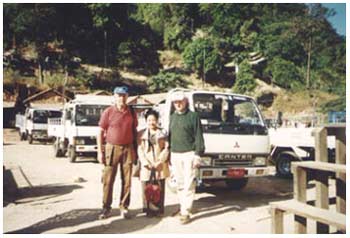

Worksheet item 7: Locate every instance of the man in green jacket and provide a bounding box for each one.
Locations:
[169,91,205,224]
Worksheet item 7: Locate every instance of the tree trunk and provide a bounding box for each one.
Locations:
[38,62,44,84]
[306,36,312,89]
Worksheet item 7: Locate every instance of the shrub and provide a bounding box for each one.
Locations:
[147,71,187,93]
[265,57,303,90]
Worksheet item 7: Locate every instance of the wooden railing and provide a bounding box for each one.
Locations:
[270,124,346,234]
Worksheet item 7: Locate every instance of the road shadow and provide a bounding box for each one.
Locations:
[6,207,164,234]
[188,176,295,222]
[6,183,83,206]
[72,207,171,234]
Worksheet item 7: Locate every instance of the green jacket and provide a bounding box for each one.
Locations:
[169,109,205,156]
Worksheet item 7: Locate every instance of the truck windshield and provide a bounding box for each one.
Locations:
[193,93,267,135]
[75,105,108,126]
[33,110,62,123]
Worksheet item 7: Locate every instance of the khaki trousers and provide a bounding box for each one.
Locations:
[102,143,134,210]
[171,151,196,216]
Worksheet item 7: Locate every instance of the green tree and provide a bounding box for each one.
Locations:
[265,57,303,90]
[232,60,256,94]
[182,38,222,81]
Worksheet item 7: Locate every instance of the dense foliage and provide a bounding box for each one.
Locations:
[3,3,345,110]
[147,71,187,93]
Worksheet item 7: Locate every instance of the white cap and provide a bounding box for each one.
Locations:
[171,91,186,101]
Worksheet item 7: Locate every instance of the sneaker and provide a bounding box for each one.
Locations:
[98,208,111,220]
[120,208,131,219]
[179,215,190,224]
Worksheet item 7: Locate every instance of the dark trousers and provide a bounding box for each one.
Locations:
[102,143,133,210]
[141,179,165,214]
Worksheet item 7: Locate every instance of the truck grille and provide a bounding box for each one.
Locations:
[213,159,253,167]
[81,136,97,145]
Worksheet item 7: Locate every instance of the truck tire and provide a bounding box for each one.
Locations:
[225,178,248,190]
[68,146,77,163]
[53,139,64,157]
[276,153,297,178]
[28,134,33,144]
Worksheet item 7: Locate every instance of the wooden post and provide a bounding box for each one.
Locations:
[271,207,284,234]
[313,127,330,233]
[315,171,329,233]
[293,165,307,233]
[314,127,328,162]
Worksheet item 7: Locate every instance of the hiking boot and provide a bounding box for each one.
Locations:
[179,215,190,224]
[171,208,181,217]
[98,208,111,220]
[120,208,131,219]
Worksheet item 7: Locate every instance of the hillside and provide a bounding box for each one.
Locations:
[3,47,339,124]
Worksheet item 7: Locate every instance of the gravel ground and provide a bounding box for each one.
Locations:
[3,128,328,234]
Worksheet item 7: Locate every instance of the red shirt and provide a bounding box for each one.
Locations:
[99,105,138,145]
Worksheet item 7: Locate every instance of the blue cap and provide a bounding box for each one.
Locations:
[113,86,129,94]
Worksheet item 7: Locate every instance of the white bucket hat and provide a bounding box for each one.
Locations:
[171,91,186,101]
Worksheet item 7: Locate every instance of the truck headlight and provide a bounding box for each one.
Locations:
[200,156,212,166]
[253,156,266,166]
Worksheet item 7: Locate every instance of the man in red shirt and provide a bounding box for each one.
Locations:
[97,86,138,219]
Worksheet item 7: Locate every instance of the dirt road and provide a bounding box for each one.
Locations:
[3,128,297,234]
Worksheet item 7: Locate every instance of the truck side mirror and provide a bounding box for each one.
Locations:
[65,111,71,120]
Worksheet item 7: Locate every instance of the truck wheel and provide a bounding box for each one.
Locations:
[28,135,33,144]
[276,153,296,178]
[225,178,248,190]
[53,139,64,157]
[68,146,77,163]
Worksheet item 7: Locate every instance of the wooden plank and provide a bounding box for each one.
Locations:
[313,127,328,162]
[315,171,329,233]
[292,161,346,174]
[270,207,284,234]
[270,200,346,231]
[335,129,346,215]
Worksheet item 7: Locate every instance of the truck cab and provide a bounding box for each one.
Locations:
[16,107,62,143]
[49,95,113,162]
[162,89,270,190]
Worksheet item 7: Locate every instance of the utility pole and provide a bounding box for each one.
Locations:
[203,48,206,88]
[104,30,107,68]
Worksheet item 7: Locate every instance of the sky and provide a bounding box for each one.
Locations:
[322,3,346,36]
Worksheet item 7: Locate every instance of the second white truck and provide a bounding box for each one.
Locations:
[48,94,113,162]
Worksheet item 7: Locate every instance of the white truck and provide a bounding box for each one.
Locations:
[162,89,270,190]
[48,94,113,162]
[15,107,62,144]
[269,127,335,178]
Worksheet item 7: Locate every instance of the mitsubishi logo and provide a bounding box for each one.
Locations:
[233,142,240,148]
